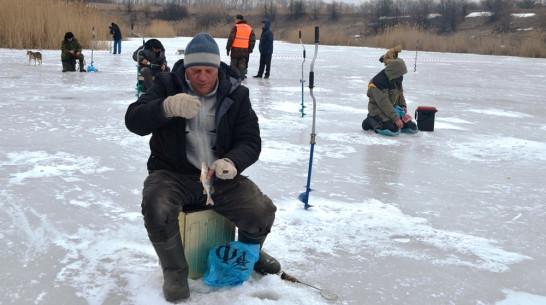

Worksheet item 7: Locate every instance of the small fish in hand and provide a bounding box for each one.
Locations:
[200,162,214,205]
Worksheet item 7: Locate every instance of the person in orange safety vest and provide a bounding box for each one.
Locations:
[226,14,255,80]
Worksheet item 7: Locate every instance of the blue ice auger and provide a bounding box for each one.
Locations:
[86,26,98,72]
[299,30,306,117]
[131,23,145,97]
[298,26,319,210]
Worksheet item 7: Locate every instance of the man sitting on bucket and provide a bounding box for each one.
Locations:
[362,58,418,136]
[125,33,281,303]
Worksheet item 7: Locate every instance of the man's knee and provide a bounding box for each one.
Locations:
[380,120,399,132]
[403,120,417,130]
[141,171,182,229]
[238,194,277,235]
[140,67,152,76]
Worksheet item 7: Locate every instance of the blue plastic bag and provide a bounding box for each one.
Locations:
[394,105,405,118]
[203,241,260,287]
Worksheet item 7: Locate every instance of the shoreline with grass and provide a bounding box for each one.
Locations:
[2,0,544,58]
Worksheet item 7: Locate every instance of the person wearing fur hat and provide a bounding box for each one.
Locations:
[362,58,418,136]
[60,32,85,72]
[132,39,170,91]
[125,32,280,302]
[379,44,402,66]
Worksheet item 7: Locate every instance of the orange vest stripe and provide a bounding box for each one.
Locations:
[232,24,252,49]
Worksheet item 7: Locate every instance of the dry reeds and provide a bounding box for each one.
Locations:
[171,20,231,39]
[201,20,545,58]
[0,0,113,50]
[2,0,544,58]
[147,20,176,38]
[361,25,546,58]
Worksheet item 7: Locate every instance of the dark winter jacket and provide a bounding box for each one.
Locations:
[132,39,168,69]
[258,19,273,55]
[366,58,408,122]
[60,38,83,61]
[125,60,261,175]
[226,21,256,58]
[109,23,122,41]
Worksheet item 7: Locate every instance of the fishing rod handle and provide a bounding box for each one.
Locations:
[308,26,319,89]
[280,272,299,283]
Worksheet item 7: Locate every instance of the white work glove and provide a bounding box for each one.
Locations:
[163,93,201,119]
[210,158,237,180]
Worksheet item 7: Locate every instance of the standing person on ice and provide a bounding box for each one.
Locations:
[253,19,274,79]
[108,22,122,54]
[226,14,255,80]
[362,58,418,136]
[125,32,281,303]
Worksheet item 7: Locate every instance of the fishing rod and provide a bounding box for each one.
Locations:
[280,271,338,301]
[414,39,418,72]
[131,23,146,97]
[298,26,319,210]
[299,30,306,117]
[87,26,98,72]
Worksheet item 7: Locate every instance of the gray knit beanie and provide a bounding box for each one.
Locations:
[183,33,221,68]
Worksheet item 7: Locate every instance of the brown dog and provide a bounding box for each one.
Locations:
[27,50,42,65]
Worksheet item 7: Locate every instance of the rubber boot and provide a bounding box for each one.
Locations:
[62,61,70,72]
[79,60,86,72]
[401,120,419,134]
[148,223,190,302]
[238,231,281,275]
[362,114,379,131]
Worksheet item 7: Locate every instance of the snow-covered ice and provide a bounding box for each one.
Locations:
[1,36,545,305]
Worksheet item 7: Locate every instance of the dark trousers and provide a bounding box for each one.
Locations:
[141,170,277,240]
[257,53,272,77]
[362,114,417,132]
[140,66,170,90]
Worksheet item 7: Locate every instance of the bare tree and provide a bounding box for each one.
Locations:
[378,0,394,17]
[310,0,322,20]
[124,0,134,14]
[262,0,277,21]
[327,1,340,20]
[409,0,436,28]
[481,0,515,16]
[481,0,514,32]
[289,0,306,20]
[516,0,538,8]
[437,0,464,33]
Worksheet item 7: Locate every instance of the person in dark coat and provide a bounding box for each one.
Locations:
[125,33,280,303]
[60,32,85,72]
[362,58,418,136]
[252,19,274,79]
[108,22,122,54]
[132,39,170,91]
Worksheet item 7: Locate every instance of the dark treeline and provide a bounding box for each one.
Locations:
[81,0,544,35]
